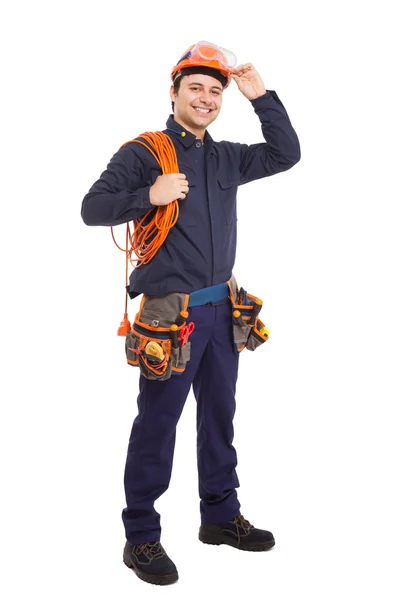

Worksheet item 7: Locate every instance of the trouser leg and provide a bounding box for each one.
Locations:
[122,304,213,545]
[193,299,241,524]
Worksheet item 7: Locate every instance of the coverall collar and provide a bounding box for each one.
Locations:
[165,115,213,149]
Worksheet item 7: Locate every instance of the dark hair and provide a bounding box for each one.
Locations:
[171,77,182,112]
[170,66,227,112]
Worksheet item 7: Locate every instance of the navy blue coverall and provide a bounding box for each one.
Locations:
[81,90,300,544]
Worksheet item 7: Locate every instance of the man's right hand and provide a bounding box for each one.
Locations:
[149,173,189,206]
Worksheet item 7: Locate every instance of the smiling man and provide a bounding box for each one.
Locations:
[171,69,224,135]
[81,41,300,586]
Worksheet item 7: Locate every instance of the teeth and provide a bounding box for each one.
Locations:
[194,107,210,113]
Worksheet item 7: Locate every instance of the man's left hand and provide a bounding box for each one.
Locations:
[230,63,266,100]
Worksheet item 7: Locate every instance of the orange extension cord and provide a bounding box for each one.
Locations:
[112,131,180,335]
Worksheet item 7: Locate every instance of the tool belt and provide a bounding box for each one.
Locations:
[227,275,269,353]
[125,275,269,380]
[125,292,192,381]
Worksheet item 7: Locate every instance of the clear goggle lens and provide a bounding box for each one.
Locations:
[188,41,237,69]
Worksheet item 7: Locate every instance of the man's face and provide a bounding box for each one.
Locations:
[170,73,223,132]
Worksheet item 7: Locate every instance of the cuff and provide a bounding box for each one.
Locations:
[251,90,284,109]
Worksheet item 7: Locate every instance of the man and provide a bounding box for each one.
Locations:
[81,41,300,586]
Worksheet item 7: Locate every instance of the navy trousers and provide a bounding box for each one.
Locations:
[121,298,241,545]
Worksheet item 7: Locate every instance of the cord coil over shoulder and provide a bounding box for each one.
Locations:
[112,132,180,335]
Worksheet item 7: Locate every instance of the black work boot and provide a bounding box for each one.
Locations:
[123,540,178,585]
[199,515,275,551]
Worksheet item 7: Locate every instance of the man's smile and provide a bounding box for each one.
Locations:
[192,106,213,115]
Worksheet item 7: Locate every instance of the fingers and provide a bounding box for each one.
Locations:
[230,63,254,77]
[179,176,189,191]
[179,182,189,198]
[177,172,188,199]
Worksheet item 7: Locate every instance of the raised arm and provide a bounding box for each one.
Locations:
[230,63,301,184]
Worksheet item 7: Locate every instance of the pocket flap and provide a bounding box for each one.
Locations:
[217,177,240,189]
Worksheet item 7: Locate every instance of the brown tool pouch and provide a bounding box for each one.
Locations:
[227,275,269,354]
[125,292,192,381]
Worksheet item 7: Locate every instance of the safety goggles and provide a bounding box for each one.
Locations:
[177,40,237,69]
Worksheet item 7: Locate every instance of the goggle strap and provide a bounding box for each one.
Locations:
[176,51,192,66]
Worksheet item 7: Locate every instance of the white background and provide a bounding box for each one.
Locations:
[1,0,399,598]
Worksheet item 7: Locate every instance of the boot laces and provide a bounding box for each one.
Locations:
[134,541,164,561]
[231,515,254,546]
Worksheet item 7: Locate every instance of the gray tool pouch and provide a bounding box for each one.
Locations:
[125,292,192,380]
[227,274,269,354]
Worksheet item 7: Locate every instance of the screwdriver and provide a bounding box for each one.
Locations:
[175,310,189,327]
[170,324,179,349]
[233,310,245,327]
[249,299,262,326]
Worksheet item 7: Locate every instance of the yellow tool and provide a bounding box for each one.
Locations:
[259,327,270,337]
[145,341,165,360]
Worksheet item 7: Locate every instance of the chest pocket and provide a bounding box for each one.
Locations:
[217,177,239,225]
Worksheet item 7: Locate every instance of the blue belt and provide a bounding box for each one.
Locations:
[188,282,229,307]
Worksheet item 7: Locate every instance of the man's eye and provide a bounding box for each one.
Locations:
[191,87,199,91]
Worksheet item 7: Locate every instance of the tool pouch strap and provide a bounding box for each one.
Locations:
[226,274,269,354]
[125,292,191,380]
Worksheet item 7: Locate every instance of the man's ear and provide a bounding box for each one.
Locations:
[170,85,177,103]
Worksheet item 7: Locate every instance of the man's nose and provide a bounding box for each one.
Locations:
[199,92,213,105]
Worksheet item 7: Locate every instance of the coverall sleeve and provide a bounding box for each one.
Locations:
[81,145,154,226]
[239,90,301,184]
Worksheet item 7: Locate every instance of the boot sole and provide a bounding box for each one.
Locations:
[123,548,178,585]
[199,531,275,552]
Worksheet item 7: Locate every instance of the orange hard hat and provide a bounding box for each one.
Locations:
[171,41,237,88]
